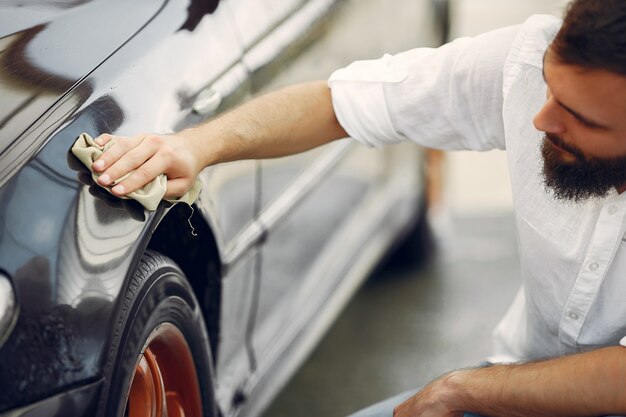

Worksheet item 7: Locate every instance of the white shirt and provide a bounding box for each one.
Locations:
[328,15,626,363]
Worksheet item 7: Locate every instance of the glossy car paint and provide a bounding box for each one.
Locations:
[0,0,247,413]
[0,0,427,416]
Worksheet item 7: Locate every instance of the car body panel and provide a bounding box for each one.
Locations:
[238,142,424,417]
[0,0,428,415]
[0,379,102,417]
[0,0,256,411]
[225,0,426,412]
[0,0,168,182]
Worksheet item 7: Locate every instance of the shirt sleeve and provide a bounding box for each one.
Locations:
[328,22,523,151]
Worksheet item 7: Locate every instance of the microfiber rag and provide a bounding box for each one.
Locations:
[71,132,202,211]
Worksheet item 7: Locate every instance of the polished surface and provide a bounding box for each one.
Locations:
[0,0,427,415]
[0,273,17,347]
[0,0,164,159]
[0,0,248,410]
[0,379,102,417]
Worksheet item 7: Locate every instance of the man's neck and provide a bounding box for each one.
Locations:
[617,184,626,194]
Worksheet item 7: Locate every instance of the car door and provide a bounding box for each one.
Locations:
[229,0,388,389]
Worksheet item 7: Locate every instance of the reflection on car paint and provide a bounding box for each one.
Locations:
[0,0,427,415]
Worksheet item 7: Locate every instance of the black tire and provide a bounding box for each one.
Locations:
[98,250,217,417]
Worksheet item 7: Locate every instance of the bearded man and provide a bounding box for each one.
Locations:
[91,0,626,415]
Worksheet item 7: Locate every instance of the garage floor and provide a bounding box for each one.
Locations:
[263,0,570,416]
[263,212,520,417]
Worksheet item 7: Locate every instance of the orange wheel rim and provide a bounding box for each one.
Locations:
[126,323,203,417]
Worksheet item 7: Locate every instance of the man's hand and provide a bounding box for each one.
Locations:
[92,133,204,198]
[392,346,626,417]
[393,374,465,417]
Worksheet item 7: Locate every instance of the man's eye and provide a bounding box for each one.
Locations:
[576,117,596,128]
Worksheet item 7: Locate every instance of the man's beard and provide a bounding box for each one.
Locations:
[541,133,626,202]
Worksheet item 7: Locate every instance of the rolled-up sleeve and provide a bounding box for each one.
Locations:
[328,23,522,151]
[328,54,408,148]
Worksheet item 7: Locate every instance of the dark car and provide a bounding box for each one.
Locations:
[0,0,434,416]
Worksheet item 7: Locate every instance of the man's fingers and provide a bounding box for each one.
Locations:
[98,139,160,187]
[93,140,127,173]
[110,154,168,196]
[92,135,142,173]
[164,178,193,199]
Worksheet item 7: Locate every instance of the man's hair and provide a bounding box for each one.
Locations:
[552,0,626,76]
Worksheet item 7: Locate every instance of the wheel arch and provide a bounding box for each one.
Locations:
[146,203,222,364]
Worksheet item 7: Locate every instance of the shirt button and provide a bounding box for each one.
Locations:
[589,262,599,271]
[568,311,579,320]
[608,205,618,215]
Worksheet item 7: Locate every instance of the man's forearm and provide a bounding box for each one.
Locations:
[180,80,348,167]
[92,80,348,197]
[441,346,626,416]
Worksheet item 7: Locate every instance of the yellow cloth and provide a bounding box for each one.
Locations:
[71,133,202,211]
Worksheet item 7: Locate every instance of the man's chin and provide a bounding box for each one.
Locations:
[542,181,613,203]
[540,138,613,203]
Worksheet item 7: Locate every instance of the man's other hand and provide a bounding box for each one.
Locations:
[393,374,465,417]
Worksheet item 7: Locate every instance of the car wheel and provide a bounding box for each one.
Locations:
[100,250,217,417]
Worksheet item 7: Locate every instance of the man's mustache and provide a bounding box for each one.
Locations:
[544,133,586,160]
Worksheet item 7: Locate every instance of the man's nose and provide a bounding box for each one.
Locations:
[533,98,566,134]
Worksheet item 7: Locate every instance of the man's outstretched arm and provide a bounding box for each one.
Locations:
[395,345,626,417]
[91,80,348,198]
